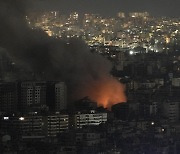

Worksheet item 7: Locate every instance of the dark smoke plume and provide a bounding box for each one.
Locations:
[0,0,126,107]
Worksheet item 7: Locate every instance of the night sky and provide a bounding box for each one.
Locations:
[31,0,180,17]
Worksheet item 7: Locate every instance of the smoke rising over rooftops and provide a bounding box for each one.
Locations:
[0,0,126,107]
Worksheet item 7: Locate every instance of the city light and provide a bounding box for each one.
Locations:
[151,121,155,125]
[19,117,25,121]
[129,50,134,55]
[3,117,9,120]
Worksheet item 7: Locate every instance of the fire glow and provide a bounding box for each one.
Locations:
[79,77,127,109]
[0,0,127,109]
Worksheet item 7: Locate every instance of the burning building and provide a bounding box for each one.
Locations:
[0,0,126,109]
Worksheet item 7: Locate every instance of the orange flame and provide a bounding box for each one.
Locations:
[78,77,127,109]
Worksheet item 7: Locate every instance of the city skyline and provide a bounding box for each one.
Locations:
[30,0,180,17]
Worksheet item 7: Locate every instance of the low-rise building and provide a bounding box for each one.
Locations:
[74,110,107,129]
[44,114,69,137]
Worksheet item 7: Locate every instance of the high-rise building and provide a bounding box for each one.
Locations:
[55,82,67,111]
[116,51,125,71]
[0,82,18,113]
[117,12,125,18]
[20,81,47,113]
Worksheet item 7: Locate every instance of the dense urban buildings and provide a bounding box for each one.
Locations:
[26,11,180,53]
[0,7,180,154]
